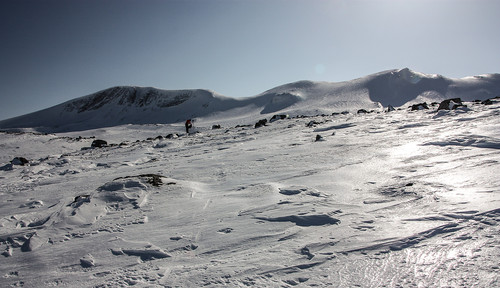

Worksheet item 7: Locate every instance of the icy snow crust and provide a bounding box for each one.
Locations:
[1,98,500,287]
[1,68,499,133]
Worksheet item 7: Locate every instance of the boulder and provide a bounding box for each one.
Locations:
[11,157,29,166]
[410,103,429,111]
[91,139,108,148]
[212,124,221,129]
[437,98,463,110]
[269,114,289,122]
[481,99,493,105]
[21,233,45,252]
[254,119,267,128]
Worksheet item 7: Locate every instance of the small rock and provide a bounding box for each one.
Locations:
[2,247,12,257]
[306,120,320,127]
[218,228,233,234]
[301,247,314,260]
[166,133,179,139]
[80,254,95,268]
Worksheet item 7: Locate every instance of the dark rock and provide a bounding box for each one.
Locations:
[154,135,163,140]
[481,99,493,105]
[410,103,429,111]
[301,246,315,260]
[386,105,396,112]
[0,163,13,171]
[218,227,233,233]
[114,174,164,187]
[1,247,12,257]
[254,119,267,128]
[269,114,289,122]
[315,135,324,142]
[91,139,108,148]
[306,120,320,127]
[80,254,95,268]
[357,109,369,114]
[166,133,178,139]
[70,195,91,208]
[11,157,29,166]
[21,233,44,252]
[438,98,463,110]
[212,124,221,129]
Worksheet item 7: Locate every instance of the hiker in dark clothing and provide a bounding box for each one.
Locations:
[185,119,192,134]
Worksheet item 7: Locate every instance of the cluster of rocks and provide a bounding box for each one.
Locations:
[254,114,290,128]
[407,96,499,112]
[0,157,30,171]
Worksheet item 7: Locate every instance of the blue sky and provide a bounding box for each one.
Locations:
[1,0,499,120]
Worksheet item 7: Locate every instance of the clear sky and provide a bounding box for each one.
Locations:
[1,0,499,120]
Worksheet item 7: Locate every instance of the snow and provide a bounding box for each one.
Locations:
[1,68,499,133]
[1,70,500,287]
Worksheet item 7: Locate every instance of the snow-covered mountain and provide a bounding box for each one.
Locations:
[1,68,499,132]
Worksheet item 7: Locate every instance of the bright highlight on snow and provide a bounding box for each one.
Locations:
[0,69,499,287]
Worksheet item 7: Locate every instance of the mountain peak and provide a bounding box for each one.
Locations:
[64,86,219,114]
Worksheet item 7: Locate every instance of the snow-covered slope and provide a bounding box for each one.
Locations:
[1,69,499,132]
[1,98,499,287]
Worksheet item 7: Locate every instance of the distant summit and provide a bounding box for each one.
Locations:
[1,69,499,132]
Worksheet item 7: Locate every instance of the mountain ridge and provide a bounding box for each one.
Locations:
[1,68,499,132]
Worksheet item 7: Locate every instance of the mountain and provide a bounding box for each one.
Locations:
[1,68,499,132]
[1,89,499,286]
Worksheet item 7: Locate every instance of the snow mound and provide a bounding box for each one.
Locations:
[97,178,149,209]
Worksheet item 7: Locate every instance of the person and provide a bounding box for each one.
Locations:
[185,119,192,134]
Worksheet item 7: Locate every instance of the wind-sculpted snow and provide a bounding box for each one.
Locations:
[0,97,500,287]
